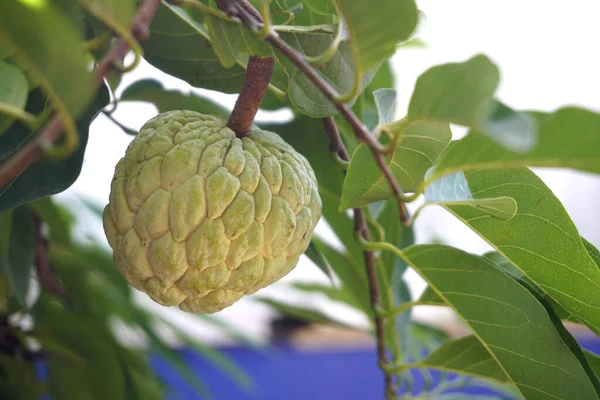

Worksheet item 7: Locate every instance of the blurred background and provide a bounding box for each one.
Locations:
[43,0,600,398]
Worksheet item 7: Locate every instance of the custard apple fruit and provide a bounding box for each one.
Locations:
[103,110,321,313]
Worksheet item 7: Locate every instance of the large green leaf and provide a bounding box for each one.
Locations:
[446,168,600,335]
[408,55,535,152]
[206,14,272,68]
[0,84,109,213]
[0,0,94,118]
[0,61,28,135]
[6,207,35,309]
[402,244,600,399]
[120,78,229,119]
[340,120,451,209]
[415,335,509,384]
[430,107,600,183]
[143,3,246,93]
[333,0,418,72]
[276,31,376,118]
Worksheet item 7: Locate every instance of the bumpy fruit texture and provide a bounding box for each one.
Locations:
[103,111,321,313]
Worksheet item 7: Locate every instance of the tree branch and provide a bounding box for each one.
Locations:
[216,0,409,224]
[323,117,395,396]
[34,216,64,297]
[0,0,163,190]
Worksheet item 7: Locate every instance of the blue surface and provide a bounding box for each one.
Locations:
[152,344,511,399]
[37,336,600,399]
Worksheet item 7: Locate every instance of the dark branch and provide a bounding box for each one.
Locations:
[0,0,163,190]
[34,216,65,297]
[218,0,409,224]
[323,117,395,396]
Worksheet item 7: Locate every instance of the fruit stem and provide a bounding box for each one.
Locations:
[227,56,274,137]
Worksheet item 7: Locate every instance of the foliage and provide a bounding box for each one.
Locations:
[1,0,600,399]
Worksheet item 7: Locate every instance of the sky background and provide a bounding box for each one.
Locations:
[57,0,600,345]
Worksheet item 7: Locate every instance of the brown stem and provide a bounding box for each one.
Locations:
[217,0,409,224]
[323,117,395,396]
[33,216,65,297]
[227,56,274,137]
[213,0,274,137]
[0,0,162,190]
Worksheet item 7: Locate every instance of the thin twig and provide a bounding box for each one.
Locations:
[216,0,409,224]
[102,110,138,136]
[0,0,162,190]
[323,117,396,396]
[33,216,65,297]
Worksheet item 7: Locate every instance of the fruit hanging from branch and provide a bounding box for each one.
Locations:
[103,110,322,313]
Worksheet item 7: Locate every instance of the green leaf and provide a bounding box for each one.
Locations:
[206,15,247,68]
[340,120,451,209]
[157,316,254,392]
[402,321,450,362]
[0,355,45,400]
[205,12,273,63]
[143,2,246,93]
[584,237,600,268]
[305,240,334,281]
[276,31,376,118]
[0,84,109,213]
[313,236,370,312]
[0,0,94,118]
[302,0,335,14]
[431,107,600,182]
[333,0,418,72]
[130,309,213,399]
[120,78,229,119]
[402,244,600,399]
[28,197,73,245]
[293,282,359,308]
[408,55,536,152]
[361,61,395,130]
[376,198,416,360]
[424,171,517,220]
[7,207,35,309]
[41,318,127,400]
[48,355,94,400]
[0,61,28,134]
[0,210,11,269]
[373,88,396,126]
[258,297,355,328]
[417,335,509,384]
[0,42,14,60]
[446,168,600,335]
[83,0,135,30]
